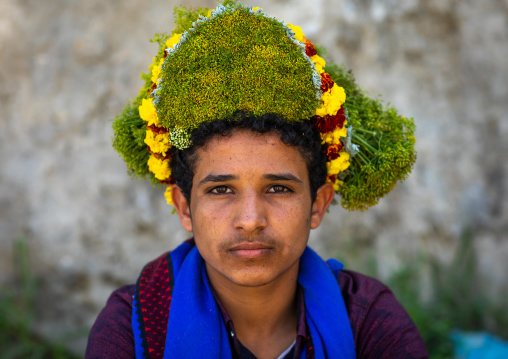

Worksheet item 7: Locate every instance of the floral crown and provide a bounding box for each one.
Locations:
[112,1,417,211]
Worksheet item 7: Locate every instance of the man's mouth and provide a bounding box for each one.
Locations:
[228,242,274,259]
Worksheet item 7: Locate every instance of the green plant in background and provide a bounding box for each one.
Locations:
[0,239,83,359]
[385,228,508,359]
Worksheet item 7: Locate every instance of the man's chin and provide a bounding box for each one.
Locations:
[222,263,297,288]
[208,262,282,288]
[227,274,279,288]
[205,256,300,289]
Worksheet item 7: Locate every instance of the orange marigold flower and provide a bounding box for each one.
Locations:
[320,73,334,93]
[325,143,344,160]
[311,107,346,133]
[305,39,317,57]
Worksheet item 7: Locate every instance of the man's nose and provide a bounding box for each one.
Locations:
[233,191,268,233]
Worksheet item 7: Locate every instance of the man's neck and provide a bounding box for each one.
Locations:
[206,261,300,359]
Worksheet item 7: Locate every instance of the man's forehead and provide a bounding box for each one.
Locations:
[192,130,308,179]
[203,129,282,150]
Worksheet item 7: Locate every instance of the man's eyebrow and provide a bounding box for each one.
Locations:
[263,173,303,184]
[198,174,238,187]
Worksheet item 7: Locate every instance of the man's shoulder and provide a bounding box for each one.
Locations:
[336,269,396,331]
[337,269,391,308]
[85,248,177,359]
[85,284,136,358]
[336,269,429,359]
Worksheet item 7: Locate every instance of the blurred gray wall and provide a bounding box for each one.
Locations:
[1,0,507,353]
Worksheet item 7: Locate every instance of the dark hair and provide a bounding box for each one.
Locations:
[171,111,328,204]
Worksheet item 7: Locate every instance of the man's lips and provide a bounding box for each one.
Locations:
[228,243,274,259]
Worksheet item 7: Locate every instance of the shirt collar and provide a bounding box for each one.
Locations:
[211,284,307,358]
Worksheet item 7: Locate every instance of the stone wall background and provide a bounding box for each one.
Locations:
[1,0,507,354]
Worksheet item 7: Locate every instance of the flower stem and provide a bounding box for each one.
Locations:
[352,133,378,155]
[356,150,370,165]
[354,127,378,136]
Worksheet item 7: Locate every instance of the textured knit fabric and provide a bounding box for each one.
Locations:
[86,255,429,359]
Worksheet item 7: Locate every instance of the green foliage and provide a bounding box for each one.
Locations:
[111,98,159,187]
[327,63,417,211]
[156,5,318,131]
[385,229,508,358]
[111,28,171,187]
[171,0,240,34]
[172,1,241,36]
[111,1,417,208]
[0,240,83,359]
[172,5,210,35]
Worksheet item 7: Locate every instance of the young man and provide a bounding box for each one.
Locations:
[87,3,426,358]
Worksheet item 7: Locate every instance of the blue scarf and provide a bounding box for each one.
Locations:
[133,242,355,358]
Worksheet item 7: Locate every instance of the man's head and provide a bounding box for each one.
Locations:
[113,4,367,217]
[110,3,416,288]
[170,111,328,205]
[170,113,335,288]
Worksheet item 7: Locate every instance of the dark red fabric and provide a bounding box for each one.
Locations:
[86,258,428,359]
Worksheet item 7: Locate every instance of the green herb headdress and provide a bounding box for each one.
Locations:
[112,1,416,211]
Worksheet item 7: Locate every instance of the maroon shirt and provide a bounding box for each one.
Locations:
[214,285,309,359]
[86,266,428,358]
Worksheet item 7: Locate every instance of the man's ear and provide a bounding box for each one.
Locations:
[171,185,193,232]
[310,182,335,229]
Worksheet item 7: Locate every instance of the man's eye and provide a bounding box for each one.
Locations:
[210,186,231,194]
[267,185,291,193]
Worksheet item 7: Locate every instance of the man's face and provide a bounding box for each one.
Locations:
[178,129,327,288]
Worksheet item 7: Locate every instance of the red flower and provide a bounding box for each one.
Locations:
[305,40,317,57]
[147,146,173,160]
[146,125,168,134]
[320,73,334,93]
[326,174,337,182]
[147,83,157,95]
[159,177,175,185]
[325,143,344,160]
[311,107,346,133]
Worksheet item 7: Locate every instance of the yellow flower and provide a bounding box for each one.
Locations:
[207,10,212,17]
[144,130,171,156]
[252,7,263,11]
[286,23,305,42]
[321,122,348,145]
[166,33,182,49]
[315,83,346,117]
[151,58,164,84]
[327,177,344,191]
[139,98,160,126]
[311,55,326,73]
[327,152,350,175]
[148,155,171,180]
[164,186,173,206]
